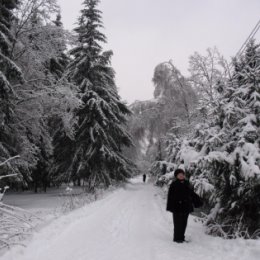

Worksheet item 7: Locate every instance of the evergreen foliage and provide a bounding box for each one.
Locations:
[52,0,134,189]
[199,40,260,237]
[0,0,25,182]
[0,0,23,118]
[49,13,70,79]
[156,41,260,238]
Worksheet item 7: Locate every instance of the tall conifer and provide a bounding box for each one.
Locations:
[53,0,133,188]
[0,0,24,167]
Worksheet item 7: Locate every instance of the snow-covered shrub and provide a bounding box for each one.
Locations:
[182,40,260,237]
[150,160,176,186]
[0,203,42,250]
[58,185,117,214]
[58,187,89,213]
[154,41,260,238]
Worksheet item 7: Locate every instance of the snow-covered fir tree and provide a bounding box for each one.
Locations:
[0,0,23,122]
[49,13,70,79]
[0,0,25,179]
[149,41,260,238]
[52,0,134,189]
[173,41,260,238]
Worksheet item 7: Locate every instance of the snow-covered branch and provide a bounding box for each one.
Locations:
[0,156,20,168]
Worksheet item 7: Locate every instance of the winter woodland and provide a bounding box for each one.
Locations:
[0,0,259,258]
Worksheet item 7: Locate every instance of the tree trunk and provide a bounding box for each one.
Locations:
[43,182,47,193]
[34,182,38,193]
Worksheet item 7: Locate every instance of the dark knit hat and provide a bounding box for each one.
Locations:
[174,168,185,177]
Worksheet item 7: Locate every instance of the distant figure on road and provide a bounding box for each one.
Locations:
[143,174,147,183]
[166,169,202,243]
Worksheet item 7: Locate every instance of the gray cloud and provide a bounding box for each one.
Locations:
[57,0,260,103]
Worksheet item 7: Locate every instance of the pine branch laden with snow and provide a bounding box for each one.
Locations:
[0,156,20,168]
[153,40,260,238]
[51,0,134,188]
[0,0,30,186]
[180,40,260,238]
[150,160,176,186]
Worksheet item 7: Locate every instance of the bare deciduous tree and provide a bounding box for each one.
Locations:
[188,47,229,111]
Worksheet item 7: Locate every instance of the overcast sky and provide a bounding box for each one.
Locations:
[57,0,260,104]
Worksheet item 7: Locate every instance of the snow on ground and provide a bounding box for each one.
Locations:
[1,176,260,260]
[3,186,103,217]
[3,186,85,210]
[3,188,67,218]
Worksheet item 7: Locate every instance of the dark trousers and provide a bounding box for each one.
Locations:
[173,212,189,241]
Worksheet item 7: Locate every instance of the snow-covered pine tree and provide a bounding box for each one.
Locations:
[49,13,70,79]
[53,0,133,188]
[187,40,260,238]
[0,0,24,177]
[223,40,260,236]
[0,0,23,119]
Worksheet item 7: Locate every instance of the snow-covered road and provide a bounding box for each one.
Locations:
[1,176,260,260]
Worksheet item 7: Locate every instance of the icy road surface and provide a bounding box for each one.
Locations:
[1,176,260,260]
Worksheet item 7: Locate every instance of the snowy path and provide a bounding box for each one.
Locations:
[1,176,260,260]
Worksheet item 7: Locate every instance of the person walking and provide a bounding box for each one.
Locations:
[166,168,202,243]
[142,174,147,183]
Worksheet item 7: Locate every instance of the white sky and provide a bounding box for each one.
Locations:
[56,0,260,104]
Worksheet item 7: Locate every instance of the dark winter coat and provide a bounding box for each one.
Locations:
[166,179,201,213]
